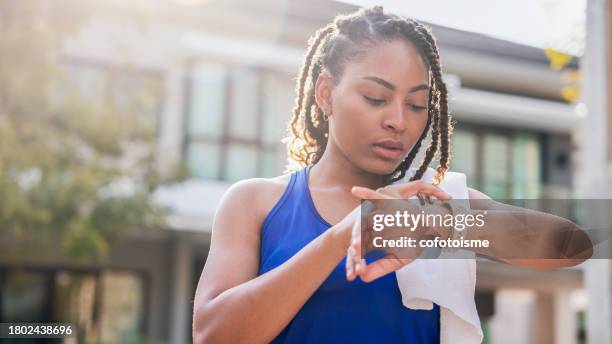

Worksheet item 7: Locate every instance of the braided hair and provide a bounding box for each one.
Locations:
[285,6,454,185]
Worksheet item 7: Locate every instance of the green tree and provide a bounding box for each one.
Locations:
[0,0,176,262]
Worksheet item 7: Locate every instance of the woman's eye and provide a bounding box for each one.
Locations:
[363,96,386,106]
[409,104,427,112]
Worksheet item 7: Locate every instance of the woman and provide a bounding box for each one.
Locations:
[192,6,591,343]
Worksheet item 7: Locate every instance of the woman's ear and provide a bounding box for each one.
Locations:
[315,72,333,117]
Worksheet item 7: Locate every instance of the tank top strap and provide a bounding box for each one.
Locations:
[260,168,299,233]
[298,165,332,227]
[259,165,332,275]
[261,165,324,234]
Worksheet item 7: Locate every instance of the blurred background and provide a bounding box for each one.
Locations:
[0,0,610,343]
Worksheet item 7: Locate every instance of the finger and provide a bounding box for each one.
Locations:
[353,231,370,275]
[346,245,357,281]
[417,192,431,205]
[347,218,363,281]
[350,238,361,262]
[346,263,356,281]
[397,182,452,200]
[354,249,364,275]
[352,186,394,200]
[416,193,425,206]
[351,216,362,250]
[376,186,391,193]
[357,258,367,275]
[376,185,405,198]
[349,257,367,280]
[416,185,452,201]
[359,258,414,282]
[350,229,365,275]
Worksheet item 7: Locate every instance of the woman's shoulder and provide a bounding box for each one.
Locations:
[228,173,292,197]
[220,172,295,220]
[209,172,298,254]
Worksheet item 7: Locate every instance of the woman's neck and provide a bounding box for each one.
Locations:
[309,142,387,192]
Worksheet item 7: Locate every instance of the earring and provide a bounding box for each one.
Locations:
[323,110,330,121]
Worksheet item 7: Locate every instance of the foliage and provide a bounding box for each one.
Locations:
[544,47,581,103]
[0,0,176,262]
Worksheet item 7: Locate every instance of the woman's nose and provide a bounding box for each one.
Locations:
[382,102,407,133]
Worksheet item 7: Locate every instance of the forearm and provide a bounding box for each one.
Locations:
[193,225,350,344]
[464,208,593,267]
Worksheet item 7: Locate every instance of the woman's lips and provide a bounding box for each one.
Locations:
[371,144,404,161]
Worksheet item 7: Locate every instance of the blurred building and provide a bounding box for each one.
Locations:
[0,0,604,343]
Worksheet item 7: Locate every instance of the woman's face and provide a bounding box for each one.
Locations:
[317,38,431,175]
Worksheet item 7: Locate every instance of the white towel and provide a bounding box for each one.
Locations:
[394,167,483,344]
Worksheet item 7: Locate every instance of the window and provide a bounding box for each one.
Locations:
[451,125,544,199]
[482,133,510,199]
[188,63,227,140]
[99,271,145,342]
[451,130,478,187]
[57,61,163,137]
[54,271,97,341]
[0,267,147,343]
[512,133,541,198]
[1,271,48,323]
[185,61,293,181]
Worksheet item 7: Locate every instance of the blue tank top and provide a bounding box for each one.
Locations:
[258,165,440,343]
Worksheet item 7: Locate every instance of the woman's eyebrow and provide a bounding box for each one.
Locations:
[362,76,395,90]
[409,84,429,93]
[361,76,429,93]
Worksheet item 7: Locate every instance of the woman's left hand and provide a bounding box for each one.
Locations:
[346,182,452,282]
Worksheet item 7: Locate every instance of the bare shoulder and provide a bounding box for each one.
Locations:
[198,172,295,304]
[218,172,293,222]
[210,172,294,252]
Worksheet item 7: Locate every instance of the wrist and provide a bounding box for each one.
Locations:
[429,201,455,239]
[431,202,475,241]
[327,221,352,256]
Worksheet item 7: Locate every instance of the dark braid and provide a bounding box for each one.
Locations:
[391,90,435,182]
[287,25,334,167]
[285,6,454,185]
[411,22,454,184]
[394,18,454,184]
[302,58,329,164]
